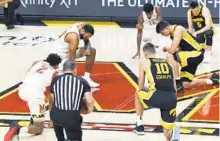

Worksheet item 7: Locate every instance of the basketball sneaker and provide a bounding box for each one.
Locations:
[4,121,21,141]
[176,80,184,93]
[133,124,145,135]
[210,73,219,85]
[82,76,100,88]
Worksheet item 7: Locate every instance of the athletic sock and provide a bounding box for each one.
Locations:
[136,116,143,126]
[84,72,90,79]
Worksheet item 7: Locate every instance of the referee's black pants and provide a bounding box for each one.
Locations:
[50,107,83,141]
[3,0,20,26]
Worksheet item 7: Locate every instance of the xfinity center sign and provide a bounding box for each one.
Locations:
[1,0,219,19]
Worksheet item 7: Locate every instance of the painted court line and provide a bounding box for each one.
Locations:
[41,20,121,28]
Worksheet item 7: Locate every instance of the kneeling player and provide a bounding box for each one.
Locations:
[4,54,62,141]
[188,1,216,63]
[133,43,180,141]
[156,20,219,93]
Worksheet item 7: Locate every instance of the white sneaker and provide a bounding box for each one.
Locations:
[91,88,100,93]
[171,126,180,141]
[83,76,100,88]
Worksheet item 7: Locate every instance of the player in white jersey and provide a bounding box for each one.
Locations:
[52,22,99,88]
[4,54,62,141]
[132,3,162,59]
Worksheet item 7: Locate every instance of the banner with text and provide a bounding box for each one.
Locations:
[1,0,219,19]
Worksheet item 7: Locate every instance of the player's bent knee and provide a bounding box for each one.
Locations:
[28,113,45,134]
[28,121,44,135]
[160,119,175,130]
[90,48,96,55]
[182,81,191,89]
[205,29,214,37]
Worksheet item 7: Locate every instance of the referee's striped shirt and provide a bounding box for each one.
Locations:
[50,73,91,111]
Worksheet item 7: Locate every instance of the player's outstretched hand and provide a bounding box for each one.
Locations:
[132,52,140,59]
[84,49,91,56]
[192,32,198,37]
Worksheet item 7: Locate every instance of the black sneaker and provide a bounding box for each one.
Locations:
[16,13,24,25]
[133,125,145,135]
[4,121,21,141]
[210,73,219,85]
[176,80,184,93]
[7,24,15,30]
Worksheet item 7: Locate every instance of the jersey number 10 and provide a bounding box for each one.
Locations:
[155,63,169,74]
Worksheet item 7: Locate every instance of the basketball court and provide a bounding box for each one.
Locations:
[0,21,219,141]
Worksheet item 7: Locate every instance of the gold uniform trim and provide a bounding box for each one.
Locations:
[182,32,204,51]
[160,119,175,130]
[180,71,194,81]
[177,51,202,67]
[138,90,155,109]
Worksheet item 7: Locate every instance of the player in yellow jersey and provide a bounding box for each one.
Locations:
[187,0,216,63]
[156,20,219,93]
[133,43,180,141]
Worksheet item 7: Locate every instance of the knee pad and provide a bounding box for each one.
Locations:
[196,34,206,44]
[205,29,214,46]
[205,29,214,37]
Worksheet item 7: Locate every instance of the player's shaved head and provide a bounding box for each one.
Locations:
[143,43,156,54]
[63,59,77,72]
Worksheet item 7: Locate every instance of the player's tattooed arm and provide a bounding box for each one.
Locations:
[66,32,79,60]
[84,39,91,49]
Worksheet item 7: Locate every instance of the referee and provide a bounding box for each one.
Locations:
[50,59,94,141]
